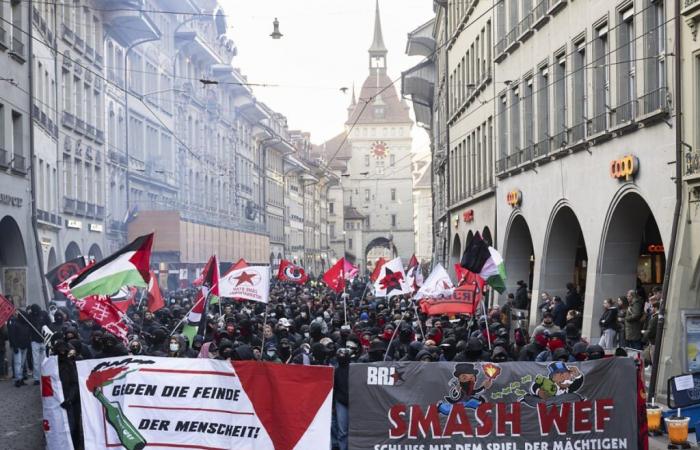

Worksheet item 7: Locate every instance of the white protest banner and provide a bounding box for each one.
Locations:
[42,356,75,450]
[76,357,332,450]
[218,265,270,303]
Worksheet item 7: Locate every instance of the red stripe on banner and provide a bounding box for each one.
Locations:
[139,368,237,377]
[129,405,255,416]
[145,443,227,449]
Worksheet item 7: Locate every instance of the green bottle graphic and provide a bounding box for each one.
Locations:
[94,387,147,450]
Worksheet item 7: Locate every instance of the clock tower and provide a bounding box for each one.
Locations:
[323,0,415,273]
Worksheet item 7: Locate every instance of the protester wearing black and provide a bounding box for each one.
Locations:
[514,281,529,310]
[7,309,31,387]
[565,283,583,311]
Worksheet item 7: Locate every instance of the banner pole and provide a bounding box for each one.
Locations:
[261,303,269,352]
[18,311,46,341]
[383,310,407,362]
[411,297,425,341]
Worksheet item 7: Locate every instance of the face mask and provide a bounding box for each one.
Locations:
[169,343,179,352]
[266,350,276,357]
[304,332,310,338]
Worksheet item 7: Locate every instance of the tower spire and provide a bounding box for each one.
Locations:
[368,0,387,73]
[351,83,356,105]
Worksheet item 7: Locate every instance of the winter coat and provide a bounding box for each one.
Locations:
[565,289,583,311]
[643,312,659,344]
[514,285,529,310]
[624,299,644,342]
[7,315,31,350]
[599,307,618,332]
[334,364,350,406]
[28,307,51,343]
[552,302,569,329]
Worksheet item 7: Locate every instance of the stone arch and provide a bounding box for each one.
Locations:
[0,216,27,267]
[47,247,57,273]
[365,237,397,262]
[450,234,462,278]
[88,243,103,262]
[503,212,535,297]
[65,241,82,261]
[539,202,588,309]
[595,189,665,316]
[466,230,474,247]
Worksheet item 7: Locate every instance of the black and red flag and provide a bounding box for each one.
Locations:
[277,259,309,284]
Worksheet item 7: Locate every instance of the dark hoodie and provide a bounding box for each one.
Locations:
[28,304,50,343]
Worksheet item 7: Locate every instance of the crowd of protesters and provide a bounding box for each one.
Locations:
[0,276,660,450]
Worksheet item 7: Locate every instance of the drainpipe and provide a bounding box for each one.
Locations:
[443,3,451,267]
[27,0,50,308]
[649,0,682,399]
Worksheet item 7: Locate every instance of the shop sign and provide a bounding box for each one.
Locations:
[610,155,639,181]
[66,220,82,229]
[463,209,474,223]
[506,190,522,208]
[0,193,23,207]
[88,223,103,233]
[647,244,665,253]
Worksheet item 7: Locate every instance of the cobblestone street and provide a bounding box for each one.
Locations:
[0,378,46,450]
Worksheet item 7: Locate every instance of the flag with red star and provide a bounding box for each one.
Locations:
[219,265,270,303]
[322,258,346,294]
[373,257,412,297]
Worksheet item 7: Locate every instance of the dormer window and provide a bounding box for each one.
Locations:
[374,107,385,118]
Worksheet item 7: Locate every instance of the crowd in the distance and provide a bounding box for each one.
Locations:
[0,275,659,450]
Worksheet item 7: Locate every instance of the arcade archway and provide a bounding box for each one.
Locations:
[365,237,397,263]
[88,244,103,262]
[596,192,665,311]
[0,216,27,307]
[540,206,588,307]
[503,215,535,297]
[65,242,81,261]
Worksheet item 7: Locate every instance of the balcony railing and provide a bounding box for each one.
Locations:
[75,118,86,134]
[96,205,105,220]
[505,27,519,50]
[96,129,105,143]
[614,99,636,125]
[685,0,700,8]
[61,24,74,42]
[0,27,6,47]
[95,53,103,67]
[11,38,24,58]
[0,148,7,168]
[87,124,96,138]
[639,86,668,116]
[534,0,550,24]
[74,36,84,51]
[518,13,533,39]
[552,129,568,149]
[534,136,550,157]
[589,111,608,135]
[87,203,96,218]
[76,200,86,216]
[64,197,76,214]
[570,121,586,143]
[495,37,507,57]
[507,151,521,169]
[13,154,26,173]
[686,147,700,176]
[62,111,75,128]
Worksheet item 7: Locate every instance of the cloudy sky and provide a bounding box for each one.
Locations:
[223,0,434,152]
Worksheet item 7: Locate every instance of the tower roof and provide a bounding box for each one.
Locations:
[369,0,387,56]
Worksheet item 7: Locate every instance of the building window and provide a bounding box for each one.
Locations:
[330,223,335,238]
[11,110,22,160]
[617,7,636,123]
[510,86,520,155]
[592,24,610,134]
[364,155,370,167]
[572,40,586,142]
[553,52,567,147]
[390,188,396,201]
[523,78,533,154]
[364,189,370,202]
[329,202,334,215]
[643,0,666,113]
[391,214,397,228]
[498,94,508,164]
[390,154,395,166]
[348,238,353,250]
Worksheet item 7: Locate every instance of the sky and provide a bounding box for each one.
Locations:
[222,0,434,153]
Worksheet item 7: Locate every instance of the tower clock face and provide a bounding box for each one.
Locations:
[371,141,389,159]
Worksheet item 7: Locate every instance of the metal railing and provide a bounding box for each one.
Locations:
[75,118,86,134]
[61,24,74,42]
[518,13,532,38]
[62,111,75,128]
[495,37,507,56]
[507,150,522,169]
[0,148,7,167]
[639,87,668,115]
[63,197,76,214]
[614,99,636,125]
[686,148,700,176]
[552,129,568,149]
[76,200,86,215]
[87,203,96,218]
[534,0,550,23]
[0,27,6,45]
[589,111,608,135]
[570,121,586,143]
[11,38,24,56]
[505,27,518,48]
[13,154,26,172]
[74,36,84,51]
[684,0,700,9]
[496,157,507,174]
[534,136,550,157]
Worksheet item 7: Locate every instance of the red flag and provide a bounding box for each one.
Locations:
[200,255,220,296]
[223,258,249,277]
[454,263,470,286]
[278,260,309,284]
[322,258,346,293]
[57,277,129,345]
[421,268,484,316]
[0,294,16,327]
[369,257,386,283]
[147,271,165,312]
[407,255,423,290]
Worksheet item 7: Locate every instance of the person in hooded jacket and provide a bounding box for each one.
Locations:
[100,333,128,357]
[27,304,50,385]
[54,339,84,450]
[519,330,548,361]
[187,335,204,358]
[334,348,351,450]
[8,309,31,386]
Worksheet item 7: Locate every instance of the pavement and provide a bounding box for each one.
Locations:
[0,376,46,450]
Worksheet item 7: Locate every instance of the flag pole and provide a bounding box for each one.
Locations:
[169,295,202,337]
[482,291,492,350]
[383,309,408,362]
[411,296,425,341]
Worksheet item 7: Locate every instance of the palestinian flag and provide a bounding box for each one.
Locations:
[460,232,507,293]
[183,288,208,342]
[69,234,153,299]
[200,255,220,304]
